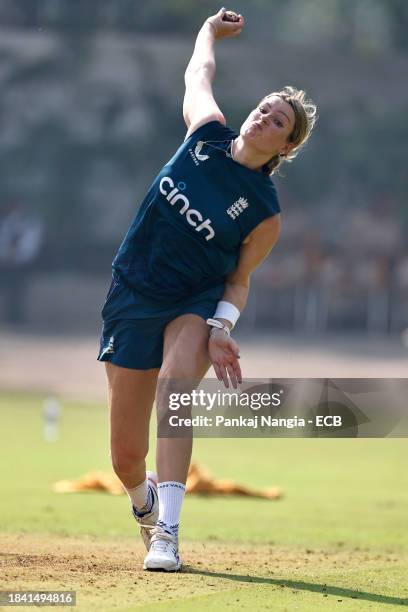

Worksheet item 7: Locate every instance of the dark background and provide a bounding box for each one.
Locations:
[0,0,407,333]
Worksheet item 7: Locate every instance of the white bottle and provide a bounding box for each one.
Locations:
[43,396,61,442]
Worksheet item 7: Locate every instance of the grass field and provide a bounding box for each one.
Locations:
[1,391,407,611]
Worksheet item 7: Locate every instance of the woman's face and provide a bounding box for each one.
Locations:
[240,95,296,157]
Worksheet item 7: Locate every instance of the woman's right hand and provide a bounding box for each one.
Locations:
[205,8,245,40]
[208,328,242,389]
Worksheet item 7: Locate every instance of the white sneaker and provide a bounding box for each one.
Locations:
[143,526,182,572]
[132,471,159,551]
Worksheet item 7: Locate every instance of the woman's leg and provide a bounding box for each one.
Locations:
[156,313,211,483]
[105,362,159,489]
[143,314,212,571]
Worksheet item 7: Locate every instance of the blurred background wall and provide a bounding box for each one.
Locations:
[0,0,407,335]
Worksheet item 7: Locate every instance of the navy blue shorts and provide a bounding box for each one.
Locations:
[97,276,224,370]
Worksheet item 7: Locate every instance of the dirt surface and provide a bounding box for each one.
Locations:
[1,330,407,401]
[1,533,405,611]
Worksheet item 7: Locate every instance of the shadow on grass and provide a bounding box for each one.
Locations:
[184,567,407,607]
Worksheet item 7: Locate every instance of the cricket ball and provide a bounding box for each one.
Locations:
[222,10,240,23]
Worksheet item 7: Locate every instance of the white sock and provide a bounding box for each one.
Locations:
[125,477,148,512]
[157,481,186,537]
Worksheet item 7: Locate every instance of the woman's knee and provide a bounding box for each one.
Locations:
[155,376,194,423]
[110,444,149,475]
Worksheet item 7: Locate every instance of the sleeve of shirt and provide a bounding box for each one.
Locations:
[261,179,281,216]
[184,120,235,146]
[240,179,281,241]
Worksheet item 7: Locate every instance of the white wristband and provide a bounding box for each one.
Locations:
[213,300,240,329]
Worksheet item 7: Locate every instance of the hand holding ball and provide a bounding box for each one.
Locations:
[206,8,244,40]
[222,10,241,23]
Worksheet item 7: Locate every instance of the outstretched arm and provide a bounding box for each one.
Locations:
[183,8,244,139]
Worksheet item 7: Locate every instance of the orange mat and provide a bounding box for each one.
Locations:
[53,462,282,500]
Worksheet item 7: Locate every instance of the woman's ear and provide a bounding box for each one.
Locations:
[281,143,295,157]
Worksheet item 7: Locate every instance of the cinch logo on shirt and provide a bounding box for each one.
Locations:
[227,197,249,220]
[159,176,215,241]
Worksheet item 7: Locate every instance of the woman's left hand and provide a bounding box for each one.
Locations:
[208,329,242,389]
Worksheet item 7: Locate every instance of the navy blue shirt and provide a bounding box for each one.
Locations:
[112,120,280,302]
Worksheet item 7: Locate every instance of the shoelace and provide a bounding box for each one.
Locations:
[140,527,177,553]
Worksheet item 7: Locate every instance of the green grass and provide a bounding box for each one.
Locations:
[1,391,407,611]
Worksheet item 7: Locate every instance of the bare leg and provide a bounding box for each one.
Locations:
[156,314,211,483]
[105,362,159,489]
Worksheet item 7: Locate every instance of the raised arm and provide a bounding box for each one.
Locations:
[183,8,244,140]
